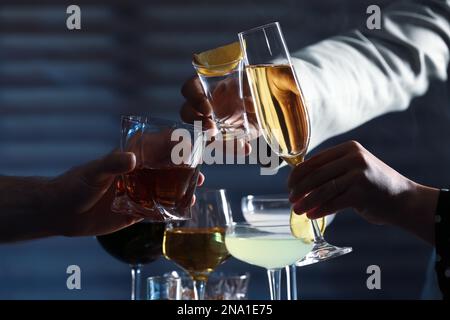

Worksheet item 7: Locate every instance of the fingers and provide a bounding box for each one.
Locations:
[100,152,136,175]
[292,171,354,214]
[180,102,215,129]
[190,173,206,206]
[69,184,143,236]
[244,142,252,155]
[181,76,205,102]
[191,173,204,206]
[181,76,213,117]
[289,153,354,202]
[288,141,360,190]
[305,189,353,220]
[180,101,202,122]
[243,96,255,113]
[197,172,205,186]
[81,152,136,188]
[242,74,252,98]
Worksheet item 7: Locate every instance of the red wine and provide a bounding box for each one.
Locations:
[97,222,166,265]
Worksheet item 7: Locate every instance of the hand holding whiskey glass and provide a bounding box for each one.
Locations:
[112,116,204,221]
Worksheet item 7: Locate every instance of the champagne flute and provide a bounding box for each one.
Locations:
[163,189,233,300]
[238,22,352,266]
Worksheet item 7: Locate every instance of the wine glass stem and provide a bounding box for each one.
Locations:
[267,269,282,300]
[131,264,142,301]
[193,279,206,300]
[290,160,325,244]
[311,219,325,243]
[285,264,298,300]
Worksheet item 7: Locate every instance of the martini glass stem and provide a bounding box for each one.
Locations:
[285,264,298,300]
[267,269,282,300]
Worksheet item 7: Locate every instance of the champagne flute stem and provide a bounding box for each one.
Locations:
[267,269,282,300]
[193,279,207,300]
[291,161,327,244]
[311,219,325,242]
[130,264,142,300]
[285,264,298,300]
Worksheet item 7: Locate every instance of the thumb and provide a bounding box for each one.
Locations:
[81,152,136,188]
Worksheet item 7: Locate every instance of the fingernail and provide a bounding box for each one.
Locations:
[244,142,252,156]
[306,211,318,220]
[122,152,136,170]
[292,201,305,214]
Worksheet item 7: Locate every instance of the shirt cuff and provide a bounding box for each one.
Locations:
[435,189,450,299]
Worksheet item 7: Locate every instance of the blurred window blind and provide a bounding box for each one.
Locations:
[0,2,151,176]
[0,0,388,177]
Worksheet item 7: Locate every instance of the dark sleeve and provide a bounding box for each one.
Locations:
[435,189,450,300]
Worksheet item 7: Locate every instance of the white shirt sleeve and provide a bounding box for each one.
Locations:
[291,0,450,150]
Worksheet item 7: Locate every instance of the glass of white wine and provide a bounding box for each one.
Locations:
[162,189,233,300]
[238,22,352,266]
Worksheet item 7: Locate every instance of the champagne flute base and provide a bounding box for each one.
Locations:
[295,241,352,267]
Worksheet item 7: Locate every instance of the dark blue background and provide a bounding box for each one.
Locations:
[0,0,447,299]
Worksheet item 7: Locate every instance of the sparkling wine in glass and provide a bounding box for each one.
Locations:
[97,221,166,300]
[163,189,233,300]
[238,22,352,266]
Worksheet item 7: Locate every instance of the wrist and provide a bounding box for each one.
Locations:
[0,176,60,242]
[40,177,70,237]
[33,178,62,238]
[399,181,438,244]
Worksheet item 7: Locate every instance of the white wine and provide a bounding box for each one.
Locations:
[163,227,229,281]
[246,64,310,166]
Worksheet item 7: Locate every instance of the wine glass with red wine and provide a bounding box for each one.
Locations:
[97,221,166,300]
